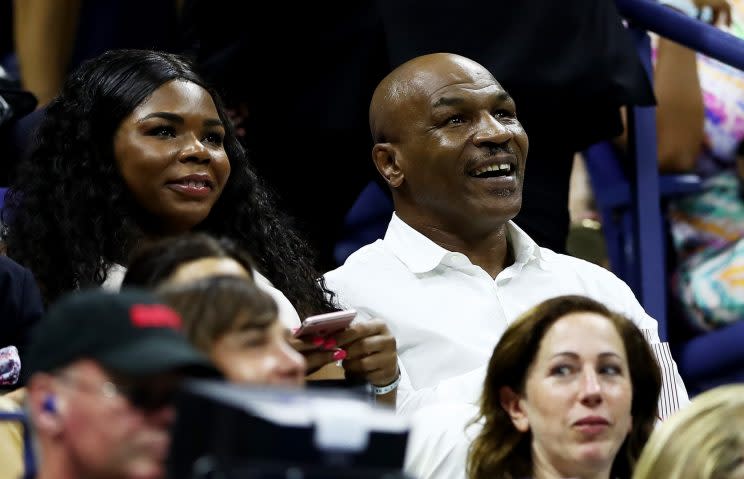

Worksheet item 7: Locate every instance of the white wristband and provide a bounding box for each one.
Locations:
[370,372,401,396]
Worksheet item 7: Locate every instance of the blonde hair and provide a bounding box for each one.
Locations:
[633,384,744,479]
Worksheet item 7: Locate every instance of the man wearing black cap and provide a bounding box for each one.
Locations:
[23,288,216,479]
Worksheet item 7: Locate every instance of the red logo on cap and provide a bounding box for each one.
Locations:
[130,304,182,330]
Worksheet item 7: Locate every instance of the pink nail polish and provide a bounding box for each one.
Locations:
[323,338,337,349]
[332,349,347,361]
[312,336,324,346]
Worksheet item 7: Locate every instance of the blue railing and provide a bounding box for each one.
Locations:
[607,0,744,339]
[617,0,744,70]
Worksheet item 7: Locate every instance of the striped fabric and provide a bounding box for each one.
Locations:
[641,329,682,420]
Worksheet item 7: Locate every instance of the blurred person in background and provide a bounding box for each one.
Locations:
[123,233,398,405]
[24,289,216,479]
[633,384,744,479]
[157,275,307,387]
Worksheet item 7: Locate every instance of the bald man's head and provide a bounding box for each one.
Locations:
[369,53,498,143]
[368,52,528,235]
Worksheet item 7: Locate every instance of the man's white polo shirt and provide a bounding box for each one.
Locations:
[324,213,688,418]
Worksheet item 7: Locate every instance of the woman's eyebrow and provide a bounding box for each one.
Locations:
[138,112,183,123]
[204,118,223,128]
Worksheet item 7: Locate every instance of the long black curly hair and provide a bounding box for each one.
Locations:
[2,49,335,317]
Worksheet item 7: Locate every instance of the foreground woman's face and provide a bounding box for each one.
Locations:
[510,312,633,478]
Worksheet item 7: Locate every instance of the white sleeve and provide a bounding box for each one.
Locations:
[396,361,487,417]
[590,265,690,418]
[404,403,479,479]
[640,327,690,419]
[343,307,486,415]
[253,270,302,329]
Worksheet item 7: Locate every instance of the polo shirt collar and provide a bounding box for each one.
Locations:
[383,213,546,274]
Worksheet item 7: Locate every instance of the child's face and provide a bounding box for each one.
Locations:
[210,318,306,387]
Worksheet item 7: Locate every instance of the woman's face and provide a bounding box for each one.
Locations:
[503,312,633,478]
[210,318,306,387]
[114,80,231,234]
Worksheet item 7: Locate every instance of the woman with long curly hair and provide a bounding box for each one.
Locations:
[467,295,661,479]
[2,49,333,321]
[2,49,399,394]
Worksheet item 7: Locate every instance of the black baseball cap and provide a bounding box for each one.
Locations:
[0,69,36,127]
[24,288,217,378]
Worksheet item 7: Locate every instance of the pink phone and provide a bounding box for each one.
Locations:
[293,309,357,338]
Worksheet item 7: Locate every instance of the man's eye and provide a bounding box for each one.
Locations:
[147,126,176,138]
[493,110,514,119]
[446,115,465,125]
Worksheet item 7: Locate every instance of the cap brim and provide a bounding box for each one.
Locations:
[0,89,37,119]
[97,336,219,378]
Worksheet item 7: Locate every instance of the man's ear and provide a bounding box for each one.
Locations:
[372,143,404,189]
[499,386,530,432]
[28,375,64,437]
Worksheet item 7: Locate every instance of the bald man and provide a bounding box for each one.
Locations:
[325,53,687,420]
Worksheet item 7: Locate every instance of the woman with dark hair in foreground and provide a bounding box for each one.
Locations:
[468,295,661,479]
[405,295,661,479]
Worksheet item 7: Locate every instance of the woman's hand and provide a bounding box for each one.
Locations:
[287,334,345,375]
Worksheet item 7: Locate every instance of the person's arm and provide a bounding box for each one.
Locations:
[638,327,690,419]
[654,36,705,173]
[615,37,704,173]
[597,266,691,418]
[396,363,487,417]
[13,0,82,106]
[616,0,732,172]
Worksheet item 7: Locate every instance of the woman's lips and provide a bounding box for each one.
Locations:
[166,182,212,198]
[166,174,214,198]
[573,416,610,437]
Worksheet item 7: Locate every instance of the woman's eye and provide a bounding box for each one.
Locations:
[600,365,622,376]
[550,365,574,376]
[147,126,176,138]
